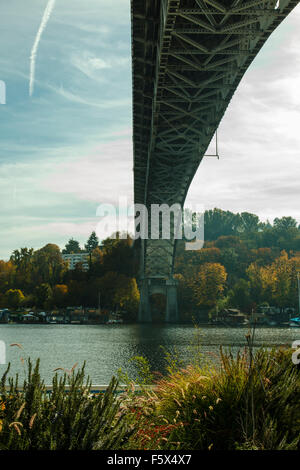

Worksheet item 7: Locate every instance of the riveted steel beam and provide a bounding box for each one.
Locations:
[131,0,300,284]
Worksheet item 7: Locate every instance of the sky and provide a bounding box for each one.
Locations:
[0,0,299,260]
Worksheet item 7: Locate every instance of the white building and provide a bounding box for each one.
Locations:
[62,253,89,271]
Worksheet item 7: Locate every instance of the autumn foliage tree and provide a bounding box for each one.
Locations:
[4,289,24,309]
[247,251,300,311]
[189,263,227,309]
[52,284,68,308]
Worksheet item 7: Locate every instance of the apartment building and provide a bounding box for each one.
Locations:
[62,253,89,271]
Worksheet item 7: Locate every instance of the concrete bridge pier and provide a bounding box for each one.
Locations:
[138,277,179,323]
[165,279,178,323]
[138,278,152,323]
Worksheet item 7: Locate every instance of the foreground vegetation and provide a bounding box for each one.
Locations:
[124,343,300,450]
[0,359,133,450]
[1,340,299,450]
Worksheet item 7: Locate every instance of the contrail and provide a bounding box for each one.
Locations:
[29,0,56,96]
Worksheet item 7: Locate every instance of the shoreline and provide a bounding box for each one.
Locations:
[0,321,297,328]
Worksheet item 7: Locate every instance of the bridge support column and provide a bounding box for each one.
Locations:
[138,278,152,323]
[165,279,178,323]
[138,278,179,323]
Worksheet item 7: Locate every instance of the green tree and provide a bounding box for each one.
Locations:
[85,231,100,269]
[204,209,240,240]
[113,275,140,314]
[101,235,135,277]
[4,289,24,309]
[220,248,239,277]
[274,216,297,231]
[66,280,87,306]
[89,247,104,277]
[229,279,252,312]
[96,272,120,310]
[85,232,99,253]
[35,283,52,309]
[10,247,34,267]
[0,261,15,294]
[239,212,260,233]
[174,273,195,319]
[33,244,66,286]
[268,251,293,310]
[62,238,82,254]
[246,263,266,305]
[10,248,34,291]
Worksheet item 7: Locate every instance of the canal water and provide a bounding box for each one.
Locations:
[0,324,299,384]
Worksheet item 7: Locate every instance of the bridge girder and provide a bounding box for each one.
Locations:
[132,0,299,285]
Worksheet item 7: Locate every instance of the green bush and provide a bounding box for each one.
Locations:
[0,359,134,450]
[125,346,300,450]
[1,345,299,451]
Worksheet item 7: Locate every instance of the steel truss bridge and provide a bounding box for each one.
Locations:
[131,0,299,322]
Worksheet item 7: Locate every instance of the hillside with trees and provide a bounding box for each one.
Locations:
[0,232,139,320]
[0,209,299,322]
[175,209,300,321]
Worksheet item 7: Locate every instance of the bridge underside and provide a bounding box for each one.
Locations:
[131,0,299,322]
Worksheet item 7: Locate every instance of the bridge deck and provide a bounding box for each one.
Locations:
[132,0,299,282]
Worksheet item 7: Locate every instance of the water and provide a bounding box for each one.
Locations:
[0,324,299,384]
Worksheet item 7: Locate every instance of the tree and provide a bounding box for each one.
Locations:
[239,212,260,233]
[33,244,66,286]
[113,275,140,314]
[214,236,241,249]
[247,263,268,305]
[289,255,300,308]
[101,235,135,277]
[35,283,52,309]
[89,271,139,314]
[174,273,195,319]
[274,216,297,231]
[62,239,82,254]
[229,279,252,312]
[85,232,99,253]
[10,248,34,291]
[84,231,100,269]
[247,251,297,310]
[89,247,104,277]
[0,261,15,293]
[66,280,87,306]
[52,284,68,308]
[220,248,239,277]
[96,272,120,310]
[251,248,275,266]
[175,247,221,280]
[10,247,34,268]
[268,251,293,310]
[4,289,24,309]
[204,209,240,240]
[189,262,227,309]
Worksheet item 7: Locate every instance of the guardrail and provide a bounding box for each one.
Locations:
[5,384,153,394]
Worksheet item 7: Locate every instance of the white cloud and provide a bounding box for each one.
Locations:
[70,51,130,80]
[43,137,134,205]
[71,53,110,79]
[48,83,131,108]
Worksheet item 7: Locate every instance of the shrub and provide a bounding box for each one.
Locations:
[0,359,134,450]
[126,345,300,450]
[1,343,299,451]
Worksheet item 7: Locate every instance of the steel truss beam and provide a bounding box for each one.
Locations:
[131,0,299,279]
